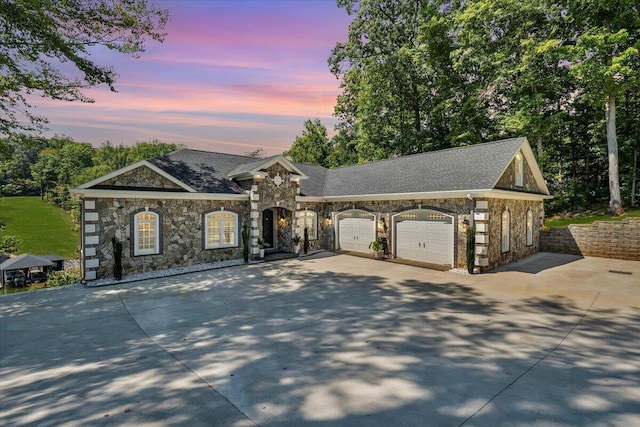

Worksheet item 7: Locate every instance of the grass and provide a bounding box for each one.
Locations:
[0,196,79,258]
[545,207,640,228]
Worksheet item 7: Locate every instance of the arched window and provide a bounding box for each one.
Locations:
[134,211,160,255]
[526,208,534,246]
[205,211,238,249]
[501,208,510,253]
[298,210,317,240]
[515,152,524,187]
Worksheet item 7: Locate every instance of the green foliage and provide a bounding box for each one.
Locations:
[46,270,81,287]
[325,0,640,213]
[112,237,123,281]
[303,227,309,254]
[0,0,169,133]
[0,235,19,254]
[242,224,250,263]
[466,226,476,274]
[0,196,78,258]
[369,240,383,252]
[544,208,640,228]
[284,119,332,167]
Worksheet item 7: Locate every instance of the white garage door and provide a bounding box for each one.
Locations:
[338,211,376,253]
[395,211,454,266]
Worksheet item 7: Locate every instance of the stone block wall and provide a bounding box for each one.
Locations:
[83,197,250,280]
[540,218,640,261]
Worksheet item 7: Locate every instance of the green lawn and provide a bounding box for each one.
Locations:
[545,208,640,228]
[0,196,79,258]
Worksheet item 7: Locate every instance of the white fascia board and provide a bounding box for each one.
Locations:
[520,139,551,195]
[490,137,550,196]
[297,189,551,203]
[69,188,249,201]
[249,156,309,180]
[74,160,197,193]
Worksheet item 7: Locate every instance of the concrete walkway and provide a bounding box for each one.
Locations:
[1,252,639,426]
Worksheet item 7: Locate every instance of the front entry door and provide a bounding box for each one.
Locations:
[262,209,274,249]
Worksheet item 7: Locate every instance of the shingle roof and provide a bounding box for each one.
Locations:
[147,137,535,197]
[0,254,53,271]
[150,149,255,194]
[321,137,527,196]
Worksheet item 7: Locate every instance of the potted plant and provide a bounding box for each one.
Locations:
[257,237,266,258]
[369,240,384,260]
[291,234,302,255]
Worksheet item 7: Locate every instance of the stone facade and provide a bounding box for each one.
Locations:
[478,198,543,270]
[495,153,542,193]
[79,155,548,280]
[83,197,249,280]
[100,166,184,190]
[540,218,640,261]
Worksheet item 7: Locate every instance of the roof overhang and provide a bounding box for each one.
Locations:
[228,155,309,181]
[297,189,552,203]
[70,188,249,201]
[492,137,550,196]
[74,160,197,193]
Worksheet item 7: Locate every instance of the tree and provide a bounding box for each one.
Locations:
[567,0,640,215]
[284,119,332,166]
[0,0,169,133]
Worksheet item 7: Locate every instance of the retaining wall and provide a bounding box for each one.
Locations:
[540,218,640,261]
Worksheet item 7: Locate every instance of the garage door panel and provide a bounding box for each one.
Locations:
[395,216,453,266]
[338,215,375,253]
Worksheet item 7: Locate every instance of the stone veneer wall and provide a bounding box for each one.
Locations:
[252,163,299,254]
[321,199,475,269]
[475,198,543,270]
[83,197,250,280]
[495,153,541,193]
[100,166,184,190]
[540,218,640,261]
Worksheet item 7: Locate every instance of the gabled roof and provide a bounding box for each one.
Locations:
[296,137,548,198]
[150,149,252,194]
[0,254,53,271]
[227,155,308,180]
[75,160,196,192]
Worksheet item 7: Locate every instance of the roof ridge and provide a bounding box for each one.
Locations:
[169,148,256,160]
[328,137,525,170]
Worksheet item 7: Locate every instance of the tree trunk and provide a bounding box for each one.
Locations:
[537,135,543,161]
[632,147,638,207]
[605,94,625,216]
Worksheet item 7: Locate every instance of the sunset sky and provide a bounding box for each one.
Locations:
[38,1,352,156]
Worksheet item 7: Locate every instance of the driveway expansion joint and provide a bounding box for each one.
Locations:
[457,290,602,427]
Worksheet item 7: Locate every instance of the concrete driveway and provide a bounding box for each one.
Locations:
[1,253,639,426]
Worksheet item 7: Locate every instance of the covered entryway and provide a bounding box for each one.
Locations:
[262,207,293,252]
[336,210,376,253]
[393,209,454,266]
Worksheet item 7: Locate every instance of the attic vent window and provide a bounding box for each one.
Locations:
[273,173,283,187]
[515,152,524,187]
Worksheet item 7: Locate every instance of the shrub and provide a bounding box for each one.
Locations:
[466,226,476,274]
[46,270,81,287]
[112,237,123,280]
[0,235,19,254]
[303,227,309,254]
[242,223,250,263]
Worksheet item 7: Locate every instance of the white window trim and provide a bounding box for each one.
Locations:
[134,211,160,256]
[205,211,239,249]
[515,152,524,187]
[299,210,318,240]
[526,208,534,246]
[501,208,510,253]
